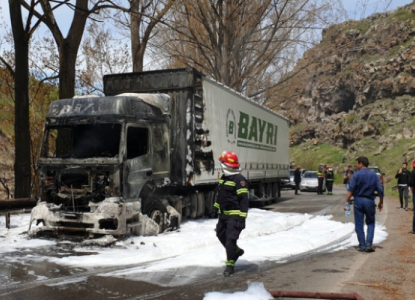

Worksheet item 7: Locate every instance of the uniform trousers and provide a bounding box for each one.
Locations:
[216,218,243,264]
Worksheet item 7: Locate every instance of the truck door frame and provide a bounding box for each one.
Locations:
[123,123,153,199]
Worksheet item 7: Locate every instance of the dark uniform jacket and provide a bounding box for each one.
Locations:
[326,171,334,181]
[294,169,302,184]
[214,174,249,220]
[395,169,411,185]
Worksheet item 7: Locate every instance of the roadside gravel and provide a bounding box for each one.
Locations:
[341,195,415,300]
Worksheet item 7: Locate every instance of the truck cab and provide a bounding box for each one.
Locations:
[30,94,176,239]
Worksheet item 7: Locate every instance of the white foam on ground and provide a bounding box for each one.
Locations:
[0,209,388,277]
[0,214,55,254]
[204,282,272,300]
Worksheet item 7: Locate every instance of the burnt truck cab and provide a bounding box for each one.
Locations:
[29,93,178,238]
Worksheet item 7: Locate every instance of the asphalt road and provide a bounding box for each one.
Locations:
[0,186,387,300]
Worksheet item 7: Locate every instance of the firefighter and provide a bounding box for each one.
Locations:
[317,168,325,195]
[214,151,249,277]
[326,165,334,195]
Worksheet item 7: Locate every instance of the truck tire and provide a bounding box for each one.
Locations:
[197,192,205,217]
[190,193,198,219]
[272,182,279,203]
[206,189,218,218]
[174,199,183,220]
[256,183,266,199]
[144,199,166,233]
[266,183,273,199]
[204,190,214,217]
[182,195,190,218]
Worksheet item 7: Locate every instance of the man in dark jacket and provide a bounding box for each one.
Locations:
[409,164,415,233]
[395,162,411,210]
[317,168,325,195]
[294,166,302,195]
[214,151,249,277]
[326,166,334,195]
[345,156,383,252]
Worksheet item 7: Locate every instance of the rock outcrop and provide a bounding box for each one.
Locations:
[270,2,415,147]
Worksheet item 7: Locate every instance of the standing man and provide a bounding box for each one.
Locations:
[409,164,415,233]
[214,151,249,277]
[344,156,384,252]
[395,162,411,210]
[294,166,302,195]
[326,165,334,195]
[343,165,354,191]
[317,168,325,195]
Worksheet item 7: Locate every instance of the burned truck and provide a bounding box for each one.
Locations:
[29,68,290,239]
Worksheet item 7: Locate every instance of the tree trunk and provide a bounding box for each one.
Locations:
[59,40,78,99]
[130,0,143,72]
[9,1,31,198]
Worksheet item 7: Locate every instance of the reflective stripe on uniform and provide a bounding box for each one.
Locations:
[239,212,247,218]
[223,210,241,216]
[236,188,248,195]
[219,180,236,187]
[225,259,235,266]
[214,202,220,209]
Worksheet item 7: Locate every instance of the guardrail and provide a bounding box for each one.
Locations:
[0,198,37,229]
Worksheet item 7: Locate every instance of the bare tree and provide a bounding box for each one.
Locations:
[154,0,345,99]
[78,22,132,94]
[103,0,175,72]
[8,0,43,198]
[129,0,175,71]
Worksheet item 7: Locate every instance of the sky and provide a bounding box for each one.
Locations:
[1,0,413,35]
[0,208,388,298]
[0,0,413,73]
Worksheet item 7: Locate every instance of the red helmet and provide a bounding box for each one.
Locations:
[219,151,240,168]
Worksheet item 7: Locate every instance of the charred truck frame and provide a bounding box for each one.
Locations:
[29,68,290,239]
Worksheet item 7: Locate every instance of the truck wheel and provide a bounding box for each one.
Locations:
[197,192,205,217]
[182,195,190,218]
[145,199,166,233]
[206,189,218,218]
[256,183,266,199]
[190,193,198,219]
[272,182,279,203]
[266,183,273,199]
[174,199,183,221]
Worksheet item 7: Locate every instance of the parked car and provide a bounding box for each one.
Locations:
[300,171,326,192]
[368,165,384,191]
[368,166,384,184]
[282,169,296,189]
[282,168,310,189]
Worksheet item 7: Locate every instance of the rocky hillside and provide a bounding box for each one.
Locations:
[272,2,415,150]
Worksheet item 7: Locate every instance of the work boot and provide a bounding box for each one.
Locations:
[235,248,245,263]
[365,246,375,253]
[223,265,234,277]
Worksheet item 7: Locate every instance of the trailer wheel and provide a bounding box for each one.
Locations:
[174,199,183,221]
[204,190,214,217]
[197,192,205,217]
[266,183,273,199]
[272,182,279,203]
[190,193,198,219]
[256,183,266,199]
